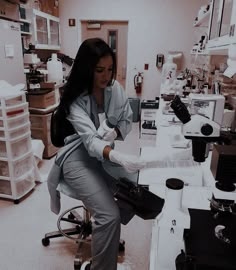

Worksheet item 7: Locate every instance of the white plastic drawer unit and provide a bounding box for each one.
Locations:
[14,169,35,197]
[0,121,30,140]
[0,132,32,159]
[0,168,35,196]
[0,112,29,129]
[0,151,34,179]
[0,93,26,107]
[0,102,29,118]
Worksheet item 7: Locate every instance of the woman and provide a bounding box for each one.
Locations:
[47,38,145,270]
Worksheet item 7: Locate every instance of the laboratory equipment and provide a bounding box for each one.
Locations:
[140,99,159,140]
[155,178,190,270]
[176,208,236,270]
[210,144,236,211]
[47,53,63,84]
[160,56,177,94]
[176,145,236,270]
[188,93,225,125]
[170,94,225,162]
[25,63,44,91]
[223,44,236,78]
[24,44,45,91]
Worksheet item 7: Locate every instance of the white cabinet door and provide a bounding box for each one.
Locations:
[33,9,60,50]
[207,0,235,49]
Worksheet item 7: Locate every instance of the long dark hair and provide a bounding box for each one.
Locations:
[60,38,117,115]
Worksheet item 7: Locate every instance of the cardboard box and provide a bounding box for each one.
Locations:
[40,82,56,89]
[29,112,59,158]
[27,90,56,109]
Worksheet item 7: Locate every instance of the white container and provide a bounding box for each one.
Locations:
[161,55,177,84]
[155,178,190,270]
[47,53,63,84]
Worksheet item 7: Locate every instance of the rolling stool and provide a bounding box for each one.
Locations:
[42,205,125,270]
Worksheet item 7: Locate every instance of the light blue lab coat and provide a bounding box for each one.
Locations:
[48,80,134,214]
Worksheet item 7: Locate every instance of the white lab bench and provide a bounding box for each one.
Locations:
[139,98,216,270]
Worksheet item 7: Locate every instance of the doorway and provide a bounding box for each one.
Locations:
[81,20,128,89]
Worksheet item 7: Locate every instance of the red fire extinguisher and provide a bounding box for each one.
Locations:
[134,72,143,94]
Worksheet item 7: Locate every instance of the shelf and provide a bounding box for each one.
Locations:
[20,18,31,24]
[21,31,32,35]
[207,46,229,55]
[194,10,210,27]
[36,29,48,34]
[190,50,208,55]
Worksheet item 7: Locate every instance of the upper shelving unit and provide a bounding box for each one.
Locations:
[194,10,210,27]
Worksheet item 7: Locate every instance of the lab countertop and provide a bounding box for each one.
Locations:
[141,97,235,270]
[139,97,215,209]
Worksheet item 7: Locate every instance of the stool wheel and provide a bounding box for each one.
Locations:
[74,260,82,270]
[42,237,50,246]
[119,239,125,252]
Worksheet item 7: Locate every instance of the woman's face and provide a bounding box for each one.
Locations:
[93,55,113,91]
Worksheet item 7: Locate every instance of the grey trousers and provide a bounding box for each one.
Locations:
[62,146,137,270]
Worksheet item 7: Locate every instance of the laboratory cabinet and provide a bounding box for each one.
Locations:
[19,4,32,36]
[31,9,60,50]
[0,93,36,203]
[207,0,236,52]
[191,4,210,55]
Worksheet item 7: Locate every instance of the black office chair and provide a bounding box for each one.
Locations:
[42,108,125,270]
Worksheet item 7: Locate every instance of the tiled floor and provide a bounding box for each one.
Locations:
[0,123,153,270]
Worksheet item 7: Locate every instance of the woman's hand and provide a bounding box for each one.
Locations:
[109,150,146,173]
[97,119,117,142]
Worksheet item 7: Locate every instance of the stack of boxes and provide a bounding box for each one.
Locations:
[0,92,36,203]
[27,82,59,158]
[29,112,58,158]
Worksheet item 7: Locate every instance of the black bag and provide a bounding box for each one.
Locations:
[50,107,76,147]
[114,178,165,220]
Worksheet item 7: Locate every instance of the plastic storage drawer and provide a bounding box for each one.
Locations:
[0,132,32,158]
[0,122,30,140]
[0,112,29,129]
[0,152,34,179]
[0,93,26,107]
[0,102,28,118]
[0,168,35,197]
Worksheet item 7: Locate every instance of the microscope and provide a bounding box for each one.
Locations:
[170,94,225,162]
[170,95,236,270]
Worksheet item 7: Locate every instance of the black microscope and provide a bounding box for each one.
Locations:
[170,95,236,270]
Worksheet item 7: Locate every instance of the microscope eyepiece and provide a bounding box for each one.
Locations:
[170,95,191,124]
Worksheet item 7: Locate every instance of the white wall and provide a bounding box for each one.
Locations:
[59,0,208,99]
